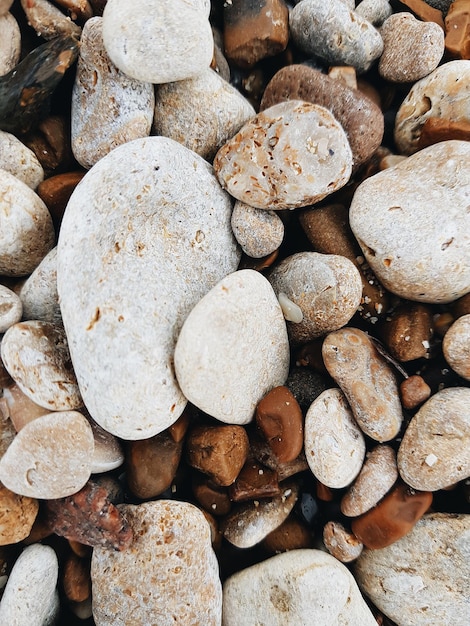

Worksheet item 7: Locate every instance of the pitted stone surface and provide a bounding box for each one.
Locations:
[0,130,44,188]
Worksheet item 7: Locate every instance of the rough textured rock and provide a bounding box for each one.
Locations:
[20,0,82,40]
[349,141,470,303]
[222,549,377,625]
[0,130,44,188]
[355,0,392,25]
[323,521,363,562]
[231,201,284,258]
[445,0,470,59]
[57,136,240,440]
[355,513,470,626]
[0,482,38,545]
[442,313,470,380]
[91,500,222,626]
[380,302,433,362]
[19,247,62,325]
[0,12,20,77]
[89,417,124,473]
[0,284,22,333]
[214,100,352,210]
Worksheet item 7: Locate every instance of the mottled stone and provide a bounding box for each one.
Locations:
[0,130,44,188]
[323,521,363,562]
[20,0,82,39]
[355,0,392,25]
[445,0,470,59]
[399,375,432,410]
[380,303,433,362]
[214,100,352,210]
[91,500,222,626]
[231,201,284,258]
[0,284,22,333]
[0,482,38,545]
[19,247,61,325]
[442,314,470,380]
[229,460,280,502]
[397,387,470,491]
[0,12,20,77]
[349,141,470,303]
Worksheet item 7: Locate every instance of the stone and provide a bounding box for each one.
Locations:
[20,0,82,39]
[154,68,254,163]
[328,65,358,90]
[44,480,133,551]
[0,169,55,277]
[442,313,470,380]
[23,115,73,177]
[228,460,280,502]
[394,61,470,154]
[0,383,46,431]
[349,141,470,303]
[221,481,298,548]
[63,553,91,603]
[223,0,289,68]
[56,0,93,20]
[417,116,470,149]
[322,328,403,442]
[323,521,363,562]
[0,284,22,333]
[285,366,330,413]
[222,549,377,626]
[1,320,82,411]
[445,0,470,59]
[397,0,445,28]
[268,252,362,344]
[397,387,470,491]
[231,201,284,258]
[0,401,15,457]
[72,17,154,170]
[261,516,313,554]
[174,270,289,425]
[91,500,222,626]
[19,247,62,325]
[0,12,20,77]
[355,0,392,25]
[255,386,303,463]
[0,544,59,626]
[0,410,94,499]
[355,513,470,626]
[0,482,38,545]
[305,388,366,489]
[192,475,232,517]
[57,136,240,440]
[399,375,432,410]
[0,1,13,15]
[37,171,86,229]
[290,0,383,74]
[88,418,124,473]
[214,100,352,210]
[341,445,399,517]
[102,0,213,84]
[0,130,43,189]
[186,425,250,487]
[380,303,433,362]
[424,0,453,11]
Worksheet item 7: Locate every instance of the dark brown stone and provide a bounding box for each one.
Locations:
[238,249,279,271]
[23,115,74,177]
[36,171,86,230]
[192,473,232,517]
[54,0,93,22]
[316,480,334,502]
[451,292,470,318]
[63,553,91,603]
[168,407,191,443]
[400,375,431,410]
[261,516,312,554]
[380,303,433,362]
[229,460,280,502]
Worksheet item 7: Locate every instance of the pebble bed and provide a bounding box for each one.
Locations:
[0,0,469,624]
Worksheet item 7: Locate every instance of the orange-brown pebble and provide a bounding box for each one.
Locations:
[192,474,232,517]
[262,516,313,554]
[380,302,433,362]
[237,249,279,272]
[433,311,455,337]
[68,540,92,558]
[36,171,86,229]
[323,521,363,563]
[229,461,280,502]
[316,480,334,502]
[400,375,431,410]
[417,117,470,150]
[445,0,470,59]
[186,424,250,487]
[351,482,433,550]
[451,292,470,318]
[63,553,91,604]
[396,0,445,28]
[0,483,38,545]
[168,407,191,443]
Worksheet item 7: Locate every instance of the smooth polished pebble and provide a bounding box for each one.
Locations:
[0,284,22,333]
[0,130,44,188]
[88,418,124,474]
[19,247,62,325]
[442,314,470,380]
[231,201,284,258]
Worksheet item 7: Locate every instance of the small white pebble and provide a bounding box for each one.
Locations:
[422,340,430,349]
[278,292,303,323]
[425,453,438,467]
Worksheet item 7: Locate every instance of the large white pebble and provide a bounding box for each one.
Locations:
[0,544,59,626]
[222,549,377,626]
[0,130,44,188]
[442,314,470,380]
[175,270,290,424]
[0,11,20,77]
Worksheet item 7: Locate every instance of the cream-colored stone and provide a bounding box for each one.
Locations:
[442,314,470,380]
[0,130,44,189]
[0,284,22,333]
[231,201,284,258]
[0,12,20,76]
[88,417,124,473]
[0,384,47,431]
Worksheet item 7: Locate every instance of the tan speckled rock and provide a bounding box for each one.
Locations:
[0,12,20,77]
[231,201,284,258]
[20,0,82,40]
[0,285,22,333]
[442,314,470,380]
[397,387,470,491]
[91,500,222,626]
[0,130,43,189]
[323,521,363,563]
[19,247,61,325]
[214,100,352,210]
[0,483,38,545]
[355,0,392,25]
[349,141,470,303]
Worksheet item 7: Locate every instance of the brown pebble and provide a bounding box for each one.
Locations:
[417,117,470,150]
[36,171,85,230]
[396,0,445,28]
[237,249,279,271]
[229,460,280,502]
[0,482,38,545]
[316,480,334,502]
[351,482,433,549]
[168,407,191,443]
[451,292,470,318]
[63,553,91,604]
[399,375,432,410]
[250,435,309,481]
[192,474,232,517]
[68,540,92,559]
[445,0,470,59]
[380,303,433,362]
[433,311,455,337]
[255,386,303,463]
[186,424,250,487]
[261,515,312,554]
[323,521,363,562]
[22,115,74,177]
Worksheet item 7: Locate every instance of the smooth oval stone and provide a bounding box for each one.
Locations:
[57,136,240,440]
[397,387,470,491]
[290,0,383,73]
[174,270,289,425]
[0,410,94,498]
[72,17,154,170]
[153,68,255,162]
[91,500,222,625]
[442,314,470,380]
[305,388,366,489]
[0,169,55,277]
[0,284,22,333]
[231,201,284,258]
[102,0,213,84]
[213,100,352,210]
[0,483,38,545]
[229,460,281,502]
[222,549,377,626]
[323,521,363,563]
[355,513,470,626]
[268,251,362,344]
[0,12,20,77]
[349,141,470,303]
[394,60,470,154]
[0,544,59,626]
[88,418,124,473]
[0,130,43,188]
[1,320,82,411]
[19,247,62,325]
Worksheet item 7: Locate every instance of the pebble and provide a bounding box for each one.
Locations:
[417,116,470,149]
[174,270,289,425]
[255,385,303,463]
[23,115,73,177]
[231,201,284,258]
[37,171,86,229]
[63,553,91,603]
[0,12,20,76]
[323,521,364,562]
[0,284,22,333]
[442,313,470,380]
[229,460,280,502]
[445,0,470,59]
[304,388,366,489]
[0,1,13,15]
[19,247,62,325]
[262,516,313,554]
[268,251,362,344]
[399,0,446,27]
[380,302,433,362]
[213,100,352,210]
[355,0,392,25]
[399,374,432,410]
[397,387,470,491]
[424,0,453,11]
[0,482,38,545]
[1,320,82,411]
[222,548,377,625]
[91,500,222,625]
[0,383,46,431]
[20,0,82,40]
[379,12,444,82]
[394,60,470,154]
[0,400,15,457]
[322,328,403,442]
[349,141,470,303]
[355,513,470,626]
[88,418,124,474]
[0,410,94,499]
[0,544,59,626]
[290,0,384,74]
[72,17,154,170]
[0,168,55,277]
[0,130,44,189]
[341,445,399,517]
[57,136,240,440]
[221,481,298,548]
[102,0,214,84]
[251,435,309,481]
[192,474,232,517]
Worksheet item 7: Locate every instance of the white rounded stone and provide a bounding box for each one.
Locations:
[231,201,284,258]
[0,130,44,189]
[0,284,22,333]
[19,247,62,325]
[89,417,124,473]
[0,12,20,77]
[442,314,470,380]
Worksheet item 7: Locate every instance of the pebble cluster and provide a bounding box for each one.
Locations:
[0,0,469,625]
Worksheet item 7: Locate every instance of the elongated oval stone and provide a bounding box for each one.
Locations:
[57,136,240,440]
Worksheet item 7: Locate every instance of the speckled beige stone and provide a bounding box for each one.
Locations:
[19,247,61,325]
[91,500,222,626]
[323,521,363,563]
[442,314,470,380]
[0,12,20,76]
[231,201,284,258]
[0,1,14,15]
[20,0,81,40]
[0,483,38,545]
[0,284,22,333]
[0,130,44,189]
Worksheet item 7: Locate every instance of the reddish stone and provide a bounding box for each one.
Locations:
[23,115,74,177]
[445,0,470,59]
[316,480,334,502]
[380,303,433,362]
[417,117,470,150]
[262,516,312,554]
[63,553,91,603]
[396,0,445,28]
[229,461,280,502]
[238,249,279,271]
[400,375,431,410]
[192,474,232,517]
[37,171,86,230]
